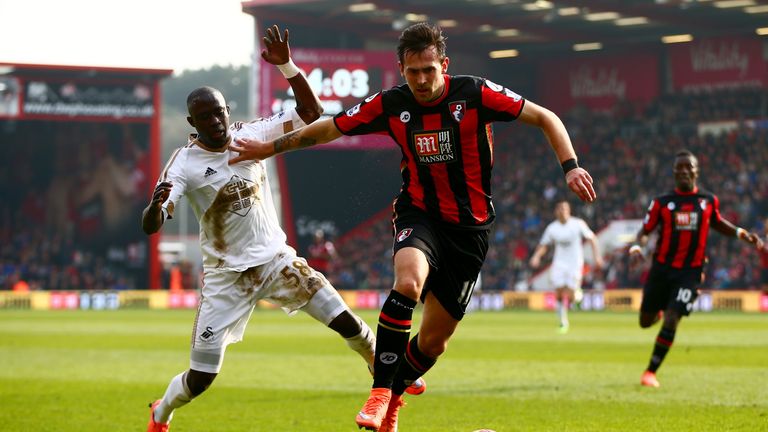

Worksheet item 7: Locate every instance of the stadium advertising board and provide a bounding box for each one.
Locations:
[21,79,155,119]
[668,36,766,91]
[259,48,400,149]
[536,52,660,114]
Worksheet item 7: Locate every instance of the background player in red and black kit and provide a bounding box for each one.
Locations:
[629,150,763,388]
[229,22,596,431]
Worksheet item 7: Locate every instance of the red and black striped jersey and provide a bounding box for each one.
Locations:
[333,75,525,228]
[641,188,722,269]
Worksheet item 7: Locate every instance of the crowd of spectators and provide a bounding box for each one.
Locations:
[0,121,150,292]
[328,88,768,292]
[2,89,766,293]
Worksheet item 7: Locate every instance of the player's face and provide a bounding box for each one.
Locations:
[399,46,449,104]
[187,92,231,149]
[673,155,698,192]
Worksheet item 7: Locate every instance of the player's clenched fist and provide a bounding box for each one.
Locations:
[150,181,173,208]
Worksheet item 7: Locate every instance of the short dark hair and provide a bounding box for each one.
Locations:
[186,86,222,113]
[675,149,695,159]
[397,22,447,64]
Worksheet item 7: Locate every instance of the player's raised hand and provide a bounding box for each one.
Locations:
[261,24,290,66]
[565,167,596,203]
[150,182,172,207]
[229,137,273,164]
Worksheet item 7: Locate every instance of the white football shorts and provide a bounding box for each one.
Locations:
[189,244,348,373]
[549,264,583,291]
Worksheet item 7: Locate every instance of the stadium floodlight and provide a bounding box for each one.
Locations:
[495,28,520,37]
[662,34,694,43]
[489,49,519,58]
[405,13,428,21]
[348,3,376,13]
[757,27,768,35]
[745,5,768,13]
[522,1,553,11]
[713,0,755,7]
[615,17,649,26]
[573,42,603,51]
[584,11,620,21]
[558,7,580,16]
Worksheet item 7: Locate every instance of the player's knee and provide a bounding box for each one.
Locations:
[393,277,422,299]
[186,370,217,397]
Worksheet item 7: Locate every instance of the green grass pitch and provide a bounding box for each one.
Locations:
[0,308,766,431]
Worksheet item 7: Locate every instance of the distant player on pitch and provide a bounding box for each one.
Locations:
[629,149,763,388]
[529,200,603,332]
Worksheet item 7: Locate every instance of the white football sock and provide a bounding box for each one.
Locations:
[154,372,193,424]
[344,318,376,370]
[557,301,569,327]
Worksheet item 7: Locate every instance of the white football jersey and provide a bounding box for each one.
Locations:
[539,217,595,271]
[158,109,306,272]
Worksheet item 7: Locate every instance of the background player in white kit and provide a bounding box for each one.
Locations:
[529,200,603,332]
[140,25,394,431]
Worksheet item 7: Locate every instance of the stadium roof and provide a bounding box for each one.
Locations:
[242,0,768,57]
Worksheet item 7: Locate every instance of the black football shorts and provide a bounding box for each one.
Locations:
[641,263,702,316]
[392,212,490,320]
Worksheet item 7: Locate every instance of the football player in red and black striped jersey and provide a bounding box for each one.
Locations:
[629,150,763,388]
[230,22,596,430]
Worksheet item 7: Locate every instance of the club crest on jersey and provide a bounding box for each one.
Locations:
[449,100,466,122]
[400,111,411,123]
[412,128,456,164]
[698,198,707,210]
[216,174,258,217]
[396,228,413,242]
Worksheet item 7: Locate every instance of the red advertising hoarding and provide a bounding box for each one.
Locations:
[259,48,400,149]
[536,51,660,114]
[668,36,766,91]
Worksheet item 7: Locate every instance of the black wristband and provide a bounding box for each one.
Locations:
[561,158,578,174]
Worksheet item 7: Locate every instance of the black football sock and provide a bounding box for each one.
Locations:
[647,327,676,373]
[372,290,417,389]
[392,334,436,395]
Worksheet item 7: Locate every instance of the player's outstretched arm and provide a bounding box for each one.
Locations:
[529,244,548,269]
[712,218,764,250]
[589,236,605,269]
[261,24,323,124]
[228,117,342,164]
[517,100,596,202]
[142,181,172,235]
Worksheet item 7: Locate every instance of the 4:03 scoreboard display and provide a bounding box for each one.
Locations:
[259,48,400,149]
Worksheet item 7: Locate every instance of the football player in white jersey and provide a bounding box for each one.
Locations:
[529,200,603,332]
[141,25,417,432]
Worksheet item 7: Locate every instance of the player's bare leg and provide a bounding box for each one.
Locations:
[555,286,571,332]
